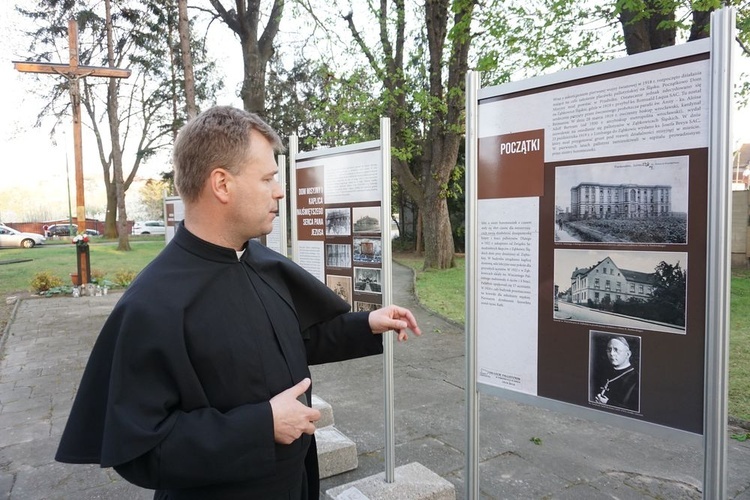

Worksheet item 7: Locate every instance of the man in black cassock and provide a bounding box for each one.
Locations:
[55,106,421,499]
[594,336,639,412]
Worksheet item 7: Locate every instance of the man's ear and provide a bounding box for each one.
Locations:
[208,168,231,203]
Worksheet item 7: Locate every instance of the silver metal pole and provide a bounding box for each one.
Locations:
[704,7,735,500]
[288,136,299,262]
[464,70,479,500]
[381,117,396,483]
[276,154,288,256]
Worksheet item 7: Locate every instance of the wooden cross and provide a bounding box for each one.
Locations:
[13,19,131,235]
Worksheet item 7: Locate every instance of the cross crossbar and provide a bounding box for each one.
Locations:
[13,61,131,79]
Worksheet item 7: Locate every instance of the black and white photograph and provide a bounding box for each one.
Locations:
[325,207,351,236]
[589,331,641,413]
[326,243,351,268]
[353,237,382,264]
[353,267,382,294]
[354,301,381,312]
[554,156,688,244]
[554,249,687,334]
[352,206,382,235]
[326,274,352,306]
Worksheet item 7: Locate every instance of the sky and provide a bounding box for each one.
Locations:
[0,3,245,222]
[1,3,749,223]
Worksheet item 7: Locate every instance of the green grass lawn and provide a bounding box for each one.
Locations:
[395,253,466,325]
[730,268,750,422]
[0,237,166,294]
[396,253,750,423]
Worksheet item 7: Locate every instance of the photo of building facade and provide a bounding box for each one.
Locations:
[570,183,672,219]
[570,256,654,305]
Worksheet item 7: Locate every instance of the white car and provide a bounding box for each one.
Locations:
[0,226,46,248]
[132,220,166,235]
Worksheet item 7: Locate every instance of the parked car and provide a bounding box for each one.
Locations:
[132,220,166,235]
[0,226,46,248]
[46,224,77,237]
[84,228,100,236]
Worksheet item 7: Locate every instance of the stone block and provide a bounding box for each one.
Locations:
[313,394,334,428]
[316,426,358,479]
[325,462,455,500]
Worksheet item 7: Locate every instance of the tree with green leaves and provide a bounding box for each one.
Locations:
[264,56,381,148]
[138,178,171,220]
[18,0,220,246]
[338,0,474,269]
[650,260,686,326]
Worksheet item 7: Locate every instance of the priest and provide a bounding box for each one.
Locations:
[55,105,421,500]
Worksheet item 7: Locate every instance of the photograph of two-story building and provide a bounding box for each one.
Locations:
[554,249,687,335]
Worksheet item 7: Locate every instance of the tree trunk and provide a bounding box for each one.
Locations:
[104,186,117,237]
[105,0,131,251]
[619,0,675,55]
[241,38,268,114]
[415,210,422,255]
[178,0,197,119]
[688,9,711,42]
[209,0,284,116]
[422,190,454,269]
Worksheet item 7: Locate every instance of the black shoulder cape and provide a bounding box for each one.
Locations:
[55,226,364,469]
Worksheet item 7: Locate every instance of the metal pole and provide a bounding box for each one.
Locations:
[381,117,395,483]
[276,154,288,256]
[464,70,479,500]
[288,136,299,262]
[703,7,735,500]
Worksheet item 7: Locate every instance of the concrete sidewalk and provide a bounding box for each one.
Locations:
[1,262,749,499]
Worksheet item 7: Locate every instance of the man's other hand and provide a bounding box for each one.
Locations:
[269,378,320,444]
[368,305,422,342]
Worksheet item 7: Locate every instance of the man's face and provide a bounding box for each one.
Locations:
[229,130,284,240]
[606,338,631,369]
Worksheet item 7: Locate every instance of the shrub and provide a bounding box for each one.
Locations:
[90,268,106,284]
[113,269,137,288]
[30,271,64,293]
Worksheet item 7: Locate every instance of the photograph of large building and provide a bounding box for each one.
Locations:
[570,182,672,219]
[554,157,688,244]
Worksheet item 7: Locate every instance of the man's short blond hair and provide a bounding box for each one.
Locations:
[173,106,284,203]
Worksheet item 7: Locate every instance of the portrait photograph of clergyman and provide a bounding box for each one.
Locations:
[589,331,641,413]
[325,207,351,236]
[325,243,351,268]
[554,156,688,244]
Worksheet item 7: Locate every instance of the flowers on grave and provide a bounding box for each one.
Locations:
[72,234,90,248]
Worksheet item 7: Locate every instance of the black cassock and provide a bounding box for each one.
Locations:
[597,366,639,412]
[55,225,383,499]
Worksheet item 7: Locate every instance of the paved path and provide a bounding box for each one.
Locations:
[0,293,150,499]
[1,262,749,499]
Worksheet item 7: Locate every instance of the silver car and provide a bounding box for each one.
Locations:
[0,226,46,248]
[132,220,166,235]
